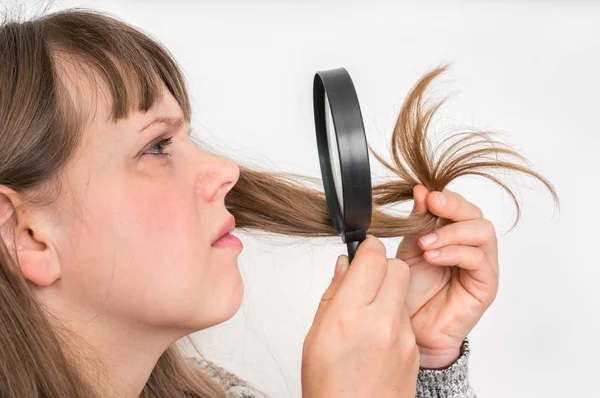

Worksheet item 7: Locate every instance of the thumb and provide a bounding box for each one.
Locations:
[320,254,349,304]
[396,184,430,261]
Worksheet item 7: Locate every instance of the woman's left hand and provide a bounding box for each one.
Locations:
[395,184,499,369]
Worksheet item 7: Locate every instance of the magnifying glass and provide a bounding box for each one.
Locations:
[313,67,372,263]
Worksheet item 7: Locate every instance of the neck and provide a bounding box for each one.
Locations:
[62,315,183,398]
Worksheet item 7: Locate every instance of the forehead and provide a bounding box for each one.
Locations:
[54,51,184,133]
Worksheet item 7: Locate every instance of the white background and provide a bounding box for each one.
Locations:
[16,1,600,397]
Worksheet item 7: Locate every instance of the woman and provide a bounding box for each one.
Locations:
[0,6,557,398]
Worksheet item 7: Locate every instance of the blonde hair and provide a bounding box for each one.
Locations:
[0,5,557,398]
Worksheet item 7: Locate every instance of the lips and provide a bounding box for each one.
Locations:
[212,215,236,244]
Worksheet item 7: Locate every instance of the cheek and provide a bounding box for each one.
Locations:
[121,184,208,287]
[60,179,212,324]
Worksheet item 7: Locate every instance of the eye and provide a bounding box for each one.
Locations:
[145,136,174,158]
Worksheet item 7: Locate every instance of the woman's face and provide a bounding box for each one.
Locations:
[45,79,244,339]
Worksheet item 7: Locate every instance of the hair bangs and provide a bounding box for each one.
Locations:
[40,8,191,127]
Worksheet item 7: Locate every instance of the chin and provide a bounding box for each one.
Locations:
[198,272,245,331]
[225,272,245,318]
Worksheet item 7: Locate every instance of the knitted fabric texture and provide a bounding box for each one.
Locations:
[189,338,475,397]
[416,338,475,398]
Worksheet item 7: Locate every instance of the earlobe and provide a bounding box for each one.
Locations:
[9,228,62,287]
[18,249,62,287]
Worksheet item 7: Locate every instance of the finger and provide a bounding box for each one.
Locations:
[320,255,350,302]
[373,258,411,313]
[426,189,484,223]
[424,245,496,273]
[336,235,388,307]
[411,184,429,215]
[395,185,430,261]
[423,245,498,303]
[418,218,498,257]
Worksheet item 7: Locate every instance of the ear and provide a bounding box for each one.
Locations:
[0,188,62,287]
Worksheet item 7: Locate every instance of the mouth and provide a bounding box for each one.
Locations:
[212,215,236,245]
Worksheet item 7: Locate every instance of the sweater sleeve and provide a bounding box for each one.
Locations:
[416,338,476,398]
[187,357,267,398]
[190,338,475,398]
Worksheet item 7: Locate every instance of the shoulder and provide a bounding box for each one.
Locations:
[187,356,267,398]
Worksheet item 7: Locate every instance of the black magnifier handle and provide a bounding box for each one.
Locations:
[347,241,360,263]
[343,229,368,264]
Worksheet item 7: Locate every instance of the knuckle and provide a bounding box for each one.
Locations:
[475,248,486,264]
[474,206,484,218]
[480,219,497,239]
[486,288,499,307]
[302,331,316,352]
[337,308,361,334]
[374,317,399,348]
[453,191,484,218]
[487,277,500,303]
[396,325,418,357]
[451,191,464,208]
[441,188,453,198]
[407,342,420,366]
[404,334,419,356]
[373,315,416,353]
[389,258,410,276]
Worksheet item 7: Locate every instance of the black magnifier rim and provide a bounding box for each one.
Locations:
[313,67,372,244]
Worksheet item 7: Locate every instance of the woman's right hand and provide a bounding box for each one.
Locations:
[301,235,420,398]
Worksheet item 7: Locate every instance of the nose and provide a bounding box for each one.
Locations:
[196,153,240,202]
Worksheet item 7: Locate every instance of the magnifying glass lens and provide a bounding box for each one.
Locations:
[324,93,344,212]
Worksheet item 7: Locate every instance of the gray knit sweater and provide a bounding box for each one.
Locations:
[189,338,475,397]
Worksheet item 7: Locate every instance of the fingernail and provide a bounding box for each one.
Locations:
[335,255,345,276]
[426,250,440,259]
[420,233,438,246]
[434,192,447,207]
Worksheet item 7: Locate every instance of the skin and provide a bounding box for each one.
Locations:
[396,184,500,368]
[0,61,497,395]
[0,71,243,397]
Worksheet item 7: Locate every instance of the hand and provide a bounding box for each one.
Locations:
[302,235,420,398]
[395,184,499,369]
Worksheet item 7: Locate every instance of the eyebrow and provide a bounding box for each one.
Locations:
[140,116,186,133]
